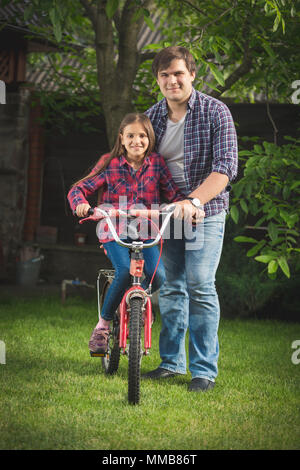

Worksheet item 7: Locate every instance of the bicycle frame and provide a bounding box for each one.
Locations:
[80,205,175,356]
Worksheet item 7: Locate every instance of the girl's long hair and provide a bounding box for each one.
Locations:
[71,113,155,187]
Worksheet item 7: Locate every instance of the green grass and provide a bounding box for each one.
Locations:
[0,292,299,450]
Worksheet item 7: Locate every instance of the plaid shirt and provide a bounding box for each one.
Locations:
[67,152,184,242]
[145,88,238,217]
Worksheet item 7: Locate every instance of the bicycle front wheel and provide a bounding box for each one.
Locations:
[128,296,143,405]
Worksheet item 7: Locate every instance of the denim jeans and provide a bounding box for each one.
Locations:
[158,210,226,381]
[101,240,166,321]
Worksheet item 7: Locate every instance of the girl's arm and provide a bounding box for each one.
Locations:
[67,168,106,216]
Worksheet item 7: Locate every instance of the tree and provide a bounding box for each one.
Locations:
[152,0,299,105]
[7,0,299,141]
[5,0,157,146]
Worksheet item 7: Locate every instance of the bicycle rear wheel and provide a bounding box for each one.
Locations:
[101,278,121,375]
[128,296,143,405]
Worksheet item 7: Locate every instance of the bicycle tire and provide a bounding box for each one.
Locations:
[128,296,143,405]
[101,279,121,375]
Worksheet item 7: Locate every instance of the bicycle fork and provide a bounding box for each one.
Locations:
[119,245,153,355]
[119,287,152,355]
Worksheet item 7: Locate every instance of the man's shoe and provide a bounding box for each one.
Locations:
[188,378,215,392]
[142,367,180,379]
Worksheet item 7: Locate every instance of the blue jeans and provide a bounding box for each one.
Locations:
[101,240,166,321]
[158,210,226,381]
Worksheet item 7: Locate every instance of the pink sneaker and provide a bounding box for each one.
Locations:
[89,328,110,353]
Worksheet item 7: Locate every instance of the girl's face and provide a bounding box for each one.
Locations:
[120,122,149,162]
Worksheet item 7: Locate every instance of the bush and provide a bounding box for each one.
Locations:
[217,232,277,318]
[230,137,300,279]
[217,218,299,321]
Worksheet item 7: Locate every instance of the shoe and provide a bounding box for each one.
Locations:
[89,327,110,353]
[142,367,180,379]
[188,378,215,392]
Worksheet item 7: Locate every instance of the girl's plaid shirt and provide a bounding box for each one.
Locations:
[67,152,184,242]
[145,88,238,217]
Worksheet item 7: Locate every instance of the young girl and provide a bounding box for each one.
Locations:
[67,113,184,354]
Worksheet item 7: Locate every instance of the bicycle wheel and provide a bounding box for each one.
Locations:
[101,279,121,375]
[128,296,143,405]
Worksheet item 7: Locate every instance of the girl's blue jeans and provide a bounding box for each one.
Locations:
[158,210,226,381]
[101,239,165,321]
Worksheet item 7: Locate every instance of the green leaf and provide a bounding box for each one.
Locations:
[234,236,257,243]
[238,150,253,156]
[144,14,155,31]
[246,240,266,257]
[278,256,290,278]
[273,14,280,32]
[254,254,275,264]
[268,259,278,274]
[240,199,248,214]
[268,222,278,241]
[207,62,225,87]
[106,0,119,19]
[230,206,239,224]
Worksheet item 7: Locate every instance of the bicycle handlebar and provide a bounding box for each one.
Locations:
[79,204,176,249]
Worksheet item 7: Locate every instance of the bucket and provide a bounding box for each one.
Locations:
[16,256,43,286]
[75,233,87,246]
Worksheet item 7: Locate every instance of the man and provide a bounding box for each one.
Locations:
[143,46,238,392]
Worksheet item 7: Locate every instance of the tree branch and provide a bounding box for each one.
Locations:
[201,3,237,31]
[137,50,157,66]
[79,0,97,30]
[210,16,252,98]
[178,0,208,16]
[210,45,252,98]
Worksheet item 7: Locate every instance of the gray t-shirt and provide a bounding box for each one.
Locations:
[158,115,186,192]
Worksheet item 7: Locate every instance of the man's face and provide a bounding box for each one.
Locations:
[156,59,195,105]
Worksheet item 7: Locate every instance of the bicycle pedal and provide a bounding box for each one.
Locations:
[90,351,106,357]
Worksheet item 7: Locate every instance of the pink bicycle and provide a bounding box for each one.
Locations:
[80,204,175,404]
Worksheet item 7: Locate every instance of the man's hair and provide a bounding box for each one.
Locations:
[152,46,196,77]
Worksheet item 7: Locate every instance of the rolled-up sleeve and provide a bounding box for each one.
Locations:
[211,104,238,181]
[67,170,105,213]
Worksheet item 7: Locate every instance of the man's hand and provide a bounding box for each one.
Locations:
[75,203,91,218]
[173,200,205,224]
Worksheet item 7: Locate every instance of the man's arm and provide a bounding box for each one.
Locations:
[173,172,228,222]
[187,172,229,205]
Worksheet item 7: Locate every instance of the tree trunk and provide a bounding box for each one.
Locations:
[83,0,153,148]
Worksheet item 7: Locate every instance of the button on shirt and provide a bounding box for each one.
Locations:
[67,152,184,242]
[145,88,238,217]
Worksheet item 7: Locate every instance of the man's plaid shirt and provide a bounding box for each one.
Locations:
[145,88,238,217]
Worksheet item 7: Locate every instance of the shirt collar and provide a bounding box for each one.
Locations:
[119,154,151,168]
[160,87,196,116]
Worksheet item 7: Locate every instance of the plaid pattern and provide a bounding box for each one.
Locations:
[145,88,238,217]
[67,152,184,241]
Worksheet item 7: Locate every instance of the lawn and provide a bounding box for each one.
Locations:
[0,291,299,450]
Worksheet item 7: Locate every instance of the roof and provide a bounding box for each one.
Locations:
[0,1,163,90]
[0,0,62,52]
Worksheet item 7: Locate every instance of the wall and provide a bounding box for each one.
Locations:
[0,88,31,279]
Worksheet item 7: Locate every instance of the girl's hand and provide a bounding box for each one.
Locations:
[75,203,91,218]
